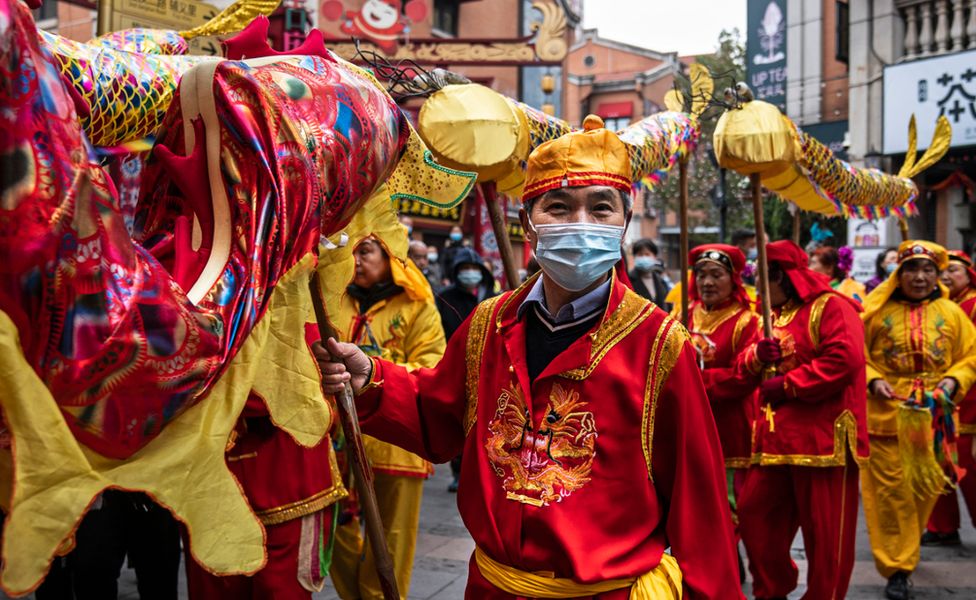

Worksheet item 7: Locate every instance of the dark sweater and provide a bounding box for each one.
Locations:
[524,304,601,382]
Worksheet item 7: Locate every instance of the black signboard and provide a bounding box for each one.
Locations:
[746,0,788,111]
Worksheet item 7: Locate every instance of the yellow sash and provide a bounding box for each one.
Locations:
[474,547,682,599]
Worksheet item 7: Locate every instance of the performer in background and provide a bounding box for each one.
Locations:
[435,246,498,492]
[184,352,345,600]
[736,240,868,600]
[861,241,976,600]
[330,232,446,600]
[809,245,866,303]
[316,115,741,598]
[923,250,976,546]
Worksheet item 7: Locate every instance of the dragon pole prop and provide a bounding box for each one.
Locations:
[482,182,522,290]
[714,91,951,221]
[751,175,774,338]
[308,272,399,600]
[679,158,690,325]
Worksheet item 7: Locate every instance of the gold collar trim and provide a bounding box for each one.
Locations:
[689,301,743,336]
[560,288,652,380]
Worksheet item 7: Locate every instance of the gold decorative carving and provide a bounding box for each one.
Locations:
[531,0,567,62]
[325,0,568,65]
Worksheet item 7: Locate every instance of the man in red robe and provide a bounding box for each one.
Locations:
[316,115,741,598]
[736,240,868,600]
[925,250,976,544]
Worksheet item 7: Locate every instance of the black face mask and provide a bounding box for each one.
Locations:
[891,287,941,304]
[346,280,404,313]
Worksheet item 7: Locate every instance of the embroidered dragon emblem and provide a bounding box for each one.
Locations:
[485,383,597,507]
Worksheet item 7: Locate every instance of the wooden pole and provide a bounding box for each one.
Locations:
[308,271,399,600]
[791,206,801,245]
[96,0,114,36]
[751,174,773,338]
[679,159,690,325]
[898,217,910,242]
[481,182,521,290]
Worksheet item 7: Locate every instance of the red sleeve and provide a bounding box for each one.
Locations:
[783,297,865,403]
[702,314,761,404]
[354,313,470,464]
[652,342,743,599]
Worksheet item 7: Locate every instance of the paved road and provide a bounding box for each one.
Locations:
[6,463,976,598]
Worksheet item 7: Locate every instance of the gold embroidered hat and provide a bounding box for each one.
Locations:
[522,114,632,203]
[897,240,949,270]
[863,239,949,321]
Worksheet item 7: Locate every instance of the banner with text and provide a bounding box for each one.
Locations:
[746,0,787,112]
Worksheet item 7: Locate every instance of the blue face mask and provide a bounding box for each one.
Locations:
[634,256,656,272]
[531,221,624,292]
[747,247,758,261]
[450,232,463,242]
[457,270,483,288]
[885,262,898,275]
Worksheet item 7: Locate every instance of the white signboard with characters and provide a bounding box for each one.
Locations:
[883,49,976,154]
[847,218,890,284]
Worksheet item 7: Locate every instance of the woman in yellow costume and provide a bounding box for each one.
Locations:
[861,240,976,600]
[319,188,447,600]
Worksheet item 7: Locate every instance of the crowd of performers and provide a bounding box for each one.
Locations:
[1,4,974,596]
[314,117,976,600]
[11,117,976,600]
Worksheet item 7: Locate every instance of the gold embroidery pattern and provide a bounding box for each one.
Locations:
[641,317,688,481]
[773,299,803,328]
[485,383,597,507]
[752,410,866,468]
[464,296,504,435]
[561,289,652,380]
[959,424,976,435]
[807,294,833,349]
[255,441,348,525]
[690,302,742,336]
[725,457,752,469]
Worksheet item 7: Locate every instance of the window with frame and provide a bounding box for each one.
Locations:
[602,117,631,131]
[32,0,57,27]
[433,0,459,36]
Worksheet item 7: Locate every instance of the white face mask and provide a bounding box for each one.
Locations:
[530,220,624,292]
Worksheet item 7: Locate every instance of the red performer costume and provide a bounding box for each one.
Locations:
[679,245,760,529]
[927,250,976,539]
[356,274,740,598]
[185,325,345,600]
[684,244,760,469]
[736,240,868,600]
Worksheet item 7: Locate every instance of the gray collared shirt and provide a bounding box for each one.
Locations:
[516,276,612,325]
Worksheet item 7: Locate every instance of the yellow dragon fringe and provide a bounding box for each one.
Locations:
[713,95,952,219]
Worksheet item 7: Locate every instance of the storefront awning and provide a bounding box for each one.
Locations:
[596,101,633,118]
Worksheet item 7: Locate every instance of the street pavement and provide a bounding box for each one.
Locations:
[6,463,976,598]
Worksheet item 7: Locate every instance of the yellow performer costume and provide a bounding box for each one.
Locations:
[833,277,867,303]
[861,240,976,578]
[318,186,446,600]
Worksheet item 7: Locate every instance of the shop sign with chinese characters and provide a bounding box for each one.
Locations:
[106,0,234,56]
[883,49,976,154]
